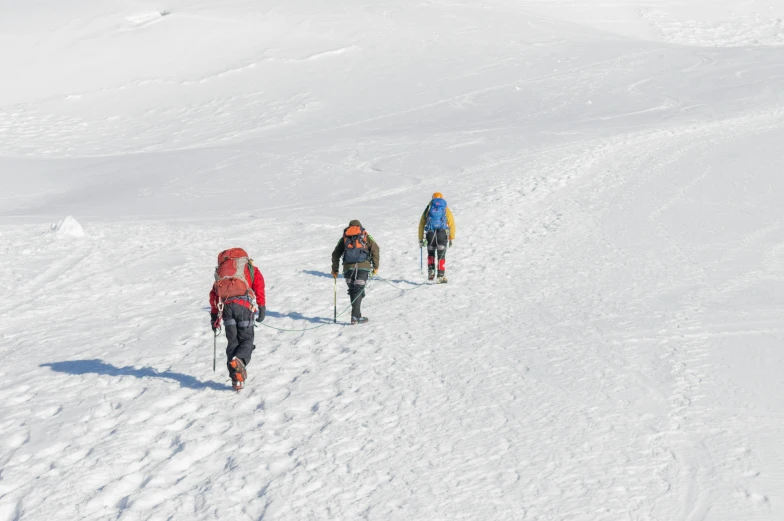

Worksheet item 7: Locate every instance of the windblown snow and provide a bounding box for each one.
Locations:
[1,1,783,520]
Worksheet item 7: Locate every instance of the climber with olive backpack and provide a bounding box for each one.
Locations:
[209,248,266,391]
[331,220,380,324]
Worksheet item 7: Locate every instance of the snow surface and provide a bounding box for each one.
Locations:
[1,1,784,520]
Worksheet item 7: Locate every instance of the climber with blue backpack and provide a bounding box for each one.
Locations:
[418,192,455,283]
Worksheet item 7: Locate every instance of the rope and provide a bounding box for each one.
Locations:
[255,276,376,332]
[257,321,331,333]
[371,274,427,292]
[232,271,429,334]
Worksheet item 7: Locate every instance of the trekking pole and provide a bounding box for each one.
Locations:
[213,302,223,373]
[333,277,337,323]
[213,330,217,372]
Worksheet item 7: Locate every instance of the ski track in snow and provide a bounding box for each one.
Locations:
[2,1,784,520]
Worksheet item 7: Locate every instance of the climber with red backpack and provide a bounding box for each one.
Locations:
[331,220,380,324]
[209,248,266,391]
[418,192,455,283]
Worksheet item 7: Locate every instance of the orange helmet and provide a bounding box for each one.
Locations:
[432,192,443,199]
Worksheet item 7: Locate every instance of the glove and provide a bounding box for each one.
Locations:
[372,269,378,276]
[331,272,338,279]
[210,313,219,332]
[449,239,453,247]
[256,306,266,323]
[420,239,427,247]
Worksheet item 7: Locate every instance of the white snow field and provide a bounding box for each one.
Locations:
[1,0,784,519]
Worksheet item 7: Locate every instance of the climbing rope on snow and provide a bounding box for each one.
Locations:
[245,268,439,333]
[371,274,428,292]
[253,273,428,332]
[255,276,377,332]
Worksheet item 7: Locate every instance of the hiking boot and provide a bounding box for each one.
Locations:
[428,270,435,281]
[229,357,247,390]
[351,316,369,325]
[437,276,448,284]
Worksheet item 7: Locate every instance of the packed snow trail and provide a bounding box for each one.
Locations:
[3,112,783,519]
[2,1,784,520]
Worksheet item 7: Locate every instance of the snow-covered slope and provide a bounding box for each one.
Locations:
[1,1,783,520]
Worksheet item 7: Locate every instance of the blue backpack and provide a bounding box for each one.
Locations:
[425,198,448,231]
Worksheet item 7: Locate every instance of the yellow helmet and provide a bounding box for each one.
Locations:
[432,192,443,199]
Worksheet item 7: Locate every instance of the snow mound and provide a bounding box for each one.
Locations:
[51,216,84,237]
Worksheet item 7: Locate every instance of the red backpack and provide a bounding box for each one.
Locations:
[213,248,255,301]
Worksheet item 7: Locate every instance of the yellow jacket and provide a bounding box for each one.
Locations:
[418,204,455,241]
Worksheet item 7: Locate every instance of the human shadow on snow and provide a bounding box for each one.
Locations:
[40,359,228,391]
[301,269,420,287]
[302,270,342,279]
[265,310,332,324]
[204,305,330,325]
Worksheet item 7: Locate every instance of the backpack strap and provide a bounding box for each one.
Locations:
[246,260,258,312]
[425,203,433,228]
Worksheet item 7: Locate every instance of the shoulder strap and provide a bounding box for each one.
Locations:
[248,260,255,286]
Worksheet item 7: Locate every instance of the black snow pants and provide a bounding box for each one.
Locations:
[344,268,370,319]
[426,229,449,276]
[222,302,255,370]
